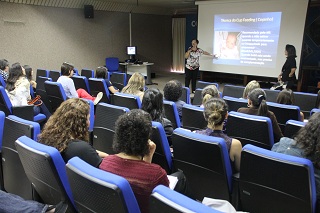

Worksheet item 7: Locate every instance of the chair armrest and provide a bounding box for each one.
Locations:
[231,172,240,210]
[12,105,34,121]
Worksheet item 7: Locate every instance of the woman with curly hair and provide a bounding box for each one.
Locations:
[272,112,320,205]
[38,98,108,167]
[121,72,145,101]
[195,98,242,172]
[99,109,169,213]
[163,80,185,121]
[242,80,260,99]
[200,84,220,107]
[141,88,173,144]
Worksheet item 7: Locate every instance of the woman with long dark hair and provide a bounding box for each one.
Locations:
[278,44,297,90]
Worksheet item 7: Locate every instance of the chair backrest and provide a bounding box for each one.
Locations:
[240,144,316,213]
[0,75,6,88]
[284,119,305,139]
[172,128,233,201]
[163,100,181,129]
[181,104,206,131]
[310,108,320,116]
[196,80,219,90]
[0,112,5,189]
[226,111,274,149]
[110,72,127,91]
[44,81,67,112]
[1,116,40,199]
[15,136,77,212]
[106,57,120,72]
[35,76,53,113]
[150,185,221,213]
[222,96,248,112]
[192,88,203,106]
[293,91,318,119]
[88,78,111,103]
[267,102,301,133]
[36,68,49,78]
[222,84,245,98]
[93,103,129,154]
[66,157,140,213]
[180,86,191,104]
[49,70,61,82]
[73,68,79,76]
[71,75,90,93]
[263,89,280,103]
[112,92,141,110]
[81,69,94,79]
[151,121,173,174]
[0,86,13,116]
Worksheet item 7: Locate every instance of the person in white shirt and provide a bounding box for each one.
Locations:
[57,62,102,105]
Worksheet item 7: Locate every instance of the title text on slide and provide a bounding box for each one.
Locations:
[221,17,273,23]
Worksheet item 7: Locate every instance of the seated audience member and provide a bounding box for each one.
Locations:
[200,84,220,107]
[272,112,320,207]
[6,63,51,118]
[141,88,173,145]
[0,59,9,81]
[276,89,304,121]
[163,80,185,122]
[23,65,37,90]
[99,109,169,213]
[121,72,145,101]
[95,66,119,94]
[0,190,65,213]
[238,88,283,142]
[242,80,260,99]
[57,62,103,105]
[38,98,108,167]
[195,98,242,172]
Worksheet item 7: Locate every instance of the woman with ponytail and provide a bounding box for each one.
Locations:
[237,88,283,142]
[195,98,242,172]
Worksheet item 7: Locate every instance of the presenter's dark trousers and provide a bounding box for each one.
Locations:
[185,67,199,93]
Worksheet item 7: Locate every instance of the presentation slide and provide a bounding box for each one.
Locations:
[196,0,309,78]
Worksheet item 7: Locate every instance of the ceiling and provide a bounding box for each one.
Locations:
[1,0,319,15]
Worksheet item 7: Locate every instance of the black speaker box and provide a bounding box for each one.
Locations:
[84,5,94,19]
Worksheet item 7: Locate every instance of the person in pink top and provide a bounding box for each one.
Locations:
[99,109,169,213]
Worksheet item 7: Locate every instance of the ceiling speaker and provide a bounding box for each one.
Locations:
[84,5,94,19]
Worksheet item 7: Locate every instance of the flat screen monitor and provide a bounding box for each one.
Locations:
[127,46,137,55]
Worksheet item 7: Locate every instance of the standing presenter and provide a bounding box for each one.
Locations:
[185,39,215,93]
[278,44,297,90]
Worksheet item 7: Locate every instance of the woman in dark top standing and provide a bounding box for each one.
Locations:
[278,44,297,90]
[38,98,108,167]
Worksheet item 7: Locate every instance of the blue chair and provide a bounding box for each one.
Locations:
[0,111,5,190]
[112,92,141,110]
[49,70,61,82]
[222,84,245,98]
[196,80,219,90]
[181,104,206,131]
[44,81,67,112]
[110,72,127,90]
[222,96,248,112]
[1,116,40,199]
[0,86,46,122]
[293,91,318,119]
[93,103,129,154]
[310,108,320,116]
[36,68,49,78]
[71,75,90,93]
[267,102,301,133]
[88,78,111,103]
[284,119,305,139]
[150,185,222,213]
[66,157,141,213]
[239,144,316,213]
[172,128,233,201]
[35,76,53,113]
[0,75,6,87]
[180,86,191,104]
[151,121,173,174]
[15,136,77,212]
[192,88,203,106]
[81,68,94,79]
[226,111,274,150]
[73,68,79,76]
[106,57,120,73]
[263,89,280,103]
[163,100,181,129]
